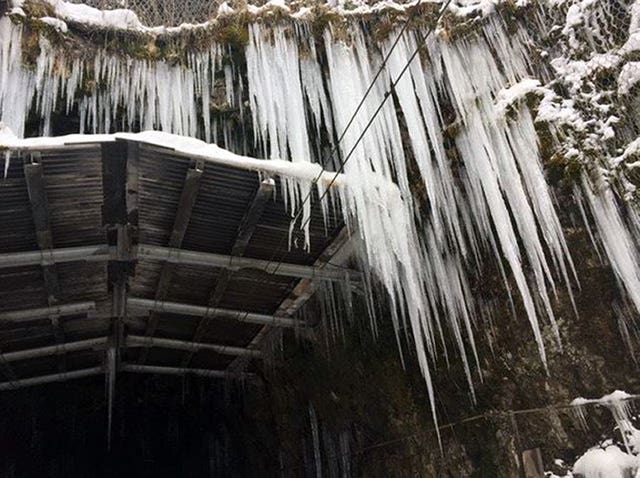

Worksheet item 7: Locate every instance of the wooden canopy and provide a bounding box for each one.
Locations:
[0,137,357,390]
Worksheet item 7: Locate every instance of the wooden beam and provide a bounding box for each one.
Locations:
[139,160,204,363]
[121,363,254,381]
[231,178,275,256]
[125,142,139,238]
[0,302,97,323]
[137,245,360,282]
[127,297,300,328]
[0,337,108,362]
[101,140,134,445]
[0,244,361,282]
[181,179,274,367]
[102,141,129,226]
[227,227,356,374]
[24,159,58,301]
[0,245,113,268]
[24,155,66,371]
[0,366,104,391]
[125,335,261,358]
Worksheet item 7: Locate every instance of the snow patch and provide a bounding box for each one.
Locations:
[494,78,541,117]
[38,16,68,33]
[573,445,639,478]
[618,62,640,95]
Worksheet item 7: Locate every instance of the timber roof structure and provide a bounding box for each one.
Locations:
[0,135,357,390]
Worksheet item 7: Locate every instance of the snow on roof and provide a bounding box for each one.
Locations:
[0,126,349,187]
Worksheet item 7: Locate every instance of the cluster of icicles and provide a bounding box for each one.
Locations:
[2,10,640,431]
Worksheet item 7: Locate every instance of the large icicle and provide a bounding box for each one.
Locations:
[582,178,640,315]
[425,17,576,364]
[246,24,316,249]
[0,18,34,138]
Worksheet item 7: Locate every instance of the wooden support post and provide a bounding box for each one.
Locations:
[102,140,135,448]
[181,178,274,367]
[24,153,66,371]
[138,159,204,364]
[522,448,544,478]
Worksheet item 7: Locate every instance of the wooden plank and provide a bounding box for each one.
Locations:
[180,178,274,367]
[0,337,108,362]
[0,244,361,281]
[122,363,255,381]
[126,335,261,358]
[138,160,204,363]
[24,156,66,371]
[127,297,299,328]
[0,367,104,391]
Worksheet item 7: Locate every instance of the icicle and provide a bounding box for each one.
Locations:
[3,150,9,179]
[0,17,224,138]
[309,403,322,478]
[571,399,590,431]
[0,18,34,138]
[246,24,316,249]
[614,302,639,364]
[339,429,351,478]
[582,177,640,315]
[105,344,116,451]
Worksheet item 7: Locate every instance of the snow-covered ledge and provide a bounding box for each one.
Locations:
[8,0,508,36]
[0,126,349,188]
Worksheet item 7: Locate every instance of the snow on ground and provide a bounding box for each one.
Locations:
[573,445,639,478]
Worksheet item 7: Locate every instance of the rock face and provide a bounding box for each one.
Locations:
[3,0,640,475]
[238,252,639,476]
